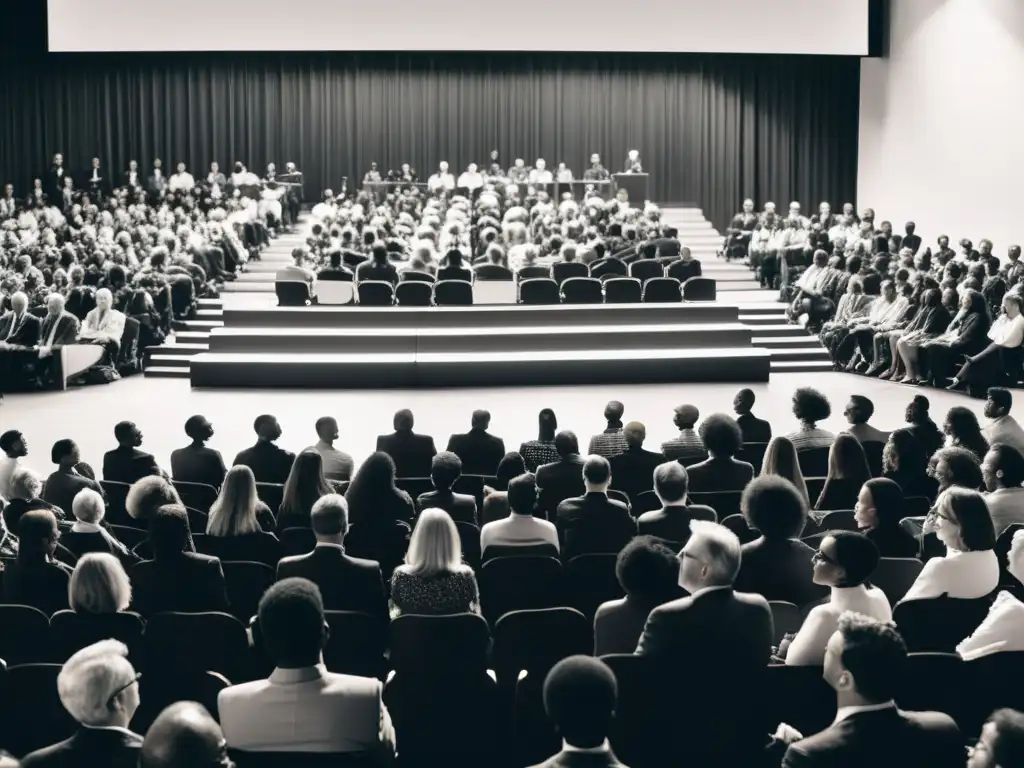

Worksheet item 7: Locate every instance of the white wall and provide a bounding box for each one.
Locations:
[858,0,1024,253]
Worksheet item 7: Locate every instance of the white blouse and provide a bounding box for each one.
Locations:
[900,549,1000,603]
[957,590,1024,660]
[786,586,893,666]
[989,313,1024,348]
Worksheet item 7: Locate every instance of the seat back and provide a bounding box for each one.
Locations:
[862,441,884,477]
[395,281,433,306]
[897,653,969,730]
[323,611,389,679]
[315,281,355,305]
[480,543,559,564]
[797,447,832,478]
[560,276,604,304]
[492,607,592,684]
[737,442,769,474]
[255,482,285,514]
[229,751,378,768]
[399,270,436,283]
[603,277,642,303]
[641,277,681,303]
[688,491,742,520]
[131,670,230,736]
[454,520,482,571]
[631,490,661,515]
[519,277,560,305]
[629,260,664,282]
[720,513,759,544]
[345,521,411,582]
[389,613,491,676]
[682,276,717,301]
[356,281,395,306]
[893,593,997,653]
[0,663,76,757]
[275,280,312,307]
[221,561,275,622]
[49,610,145,663]
[99,479,133,525]
[279,526,317,556]
[434,279,474,306]
[478,556,563,625]
[142,611,249,678]
[171,480,219,513]
[768,601,803,647]
[517,265,551,281]
[563,554,623,621]
[819,510,858,531]
[472,280,517,305]
[551,261,589,286]
[0,605,51,665]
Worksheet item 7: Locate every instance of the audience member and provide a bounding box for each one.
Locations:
[0,428,28,500]
[732,388,772,445]
[881,428,938,500]
[4,509,73,614]
[68,552,133,614]
[760,436,811,508]
[982,388,1024,455]
[480,472,558,552]
[519,408,559,471]
[170,415,227,490]
[233,414,296,485]
[949,294,1024,394]
[102,421,161,484]
[608,421,667,502]
[930,445,984,494]
[219,578,395,756]
[207,464,277,534]
[957,529,1024,660]
[944,405,991,463]
[588,401,628,458]
[854,478,920,558]
[969,708,1024,768]
[491,451,527,493]
[446,409,506,476]
[636,462,716,543]
[786,387,836,451]
[138,702,230,768]
[659,404,706,464]
[41,439,101,518]
[61,488,134,562]
[843,395,889,444]
[4,467,64,535]
[276,450,333,531]
[556,455,636,560]
[390,508,479,617]
[125,475,182,522]
[904,395,944,459]
[536,431,586,516]
[981,443,1024,537]
[306,416,354,482]
[815,434,871,512]
[20,640,142,768]
[416,451,478,524]
[375,409,437,478]
[344,451,415,526]
[686,413,754,493]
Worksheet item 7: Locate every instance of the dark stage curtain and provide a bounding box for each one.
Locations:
[0,15,859,230]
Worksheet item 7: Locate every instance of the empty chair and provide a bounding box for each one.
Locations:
[454,521,482,571]
[519,277,560,305]
[275,281,313,307]
[323,611,389,680]
[0,663,77,757]
[737,443,769,475]
[479,543,559,564]
[560,277,604,304]
[199,532,282,569]
[434,279,474,306]
[400,270,436,283]
[130,670,231,736]
[763,663,837,741]
[720,513,759,544]
[493,607,592,685]
[797,447,832,478]
[49,610,145,663]
[395,281,433,306]
[687,491,741,520]
[141,611,250,680]
[170,480,219,514]
[517,265,551,281]
[863,441,884,477]
[0,605,51,665]
[551,261,589,286]
[314,281,355,305]
[896,652,969,730]
[604,277,642,304]
[478,556,563,625]
[632,490,662,515]
[964,651,1024,736]
[564,554,624,621]
[641,277,681,303]
[221,561,275,622]
[769,601,803,647]
[109,524,148,549]
[805,477,826,504]
[98,480,132,525]
[629,260,664,283]
[356,281,395,306]
[394,477,434,500]
[682,276,717,301]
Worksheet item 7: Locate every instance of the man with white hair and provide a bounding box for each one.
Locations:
[636,519,772,664]
[38,292,80,353]
[508,158,530,184]
[78,287,126,375]
[529,159,553,185]
[168,162,195,193]
[623,149,643,173]
[427,161,455,193]
[0,291,42,401]
[20,640,143,767]
[61,487,134,562]
[457,163,483,192]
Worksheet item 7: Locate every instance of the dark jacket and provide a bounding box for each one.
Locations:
[20,726,144,768]
[865,525,921,559]
[276,544,387,619]
[3,558,74,615]
[130,552,230,615]
[170,443,227,489]
[636,505,718,545]
[0,311,41,347]
[814,477,863,511]
[41,471,101,519]
[736,412,773,445]
[415,489,478,525]
[556,492,637,560]
[102,447,160,485]
[232,441,296,485]
[536,455,586,517]
[201,532,282,569]
[376,431,437,479]
[608,446,668,503]
[735,537,828,607]
[446,429,506,476]
[38,311,80,347]
[685,456,755,494]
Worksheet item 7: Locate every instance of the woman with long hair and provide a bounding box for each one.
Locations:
[345,451,415,527]
[854,478,920,558]
[912,289,992,387]
[943,406,990,463]
[760,436,810,509]
[519,408,560,471]
[881,428,938,500]
[389,508,479,618]
[815,434,871,512]
[276,450,333,531]
[880,288,946,380]
[208,465,276,535]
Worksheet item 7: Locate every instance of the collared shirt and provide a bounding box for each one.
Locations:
[314,541,345,552]
[307,440,354,481]
[989,314,1024,348]
[984,486,1024,535]
[71,520,102,533]
[563,739,612,754]
[833,700,896,726]
[81,723,141,737]
[688,584,731,600]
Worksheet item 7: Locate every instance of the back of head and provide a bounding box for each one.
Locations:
[393,409,414,432]
[72,488,105,525]
[990,443,1024,488]
[989,387,1013,414]
[70,552,132,614]
[405,508,462,576]
[941,487,996,551]
[140,701,226,768]
[863,478,904,528]
[741,475,807,540]
[506,472,538,516]
[986,709,1024,768]
[57,639,136,727]
[674,404,699,429]
[848,395,874,425]
[18,509,57,558]
[623,421,646,449]
[828,434,870,482]
[430,451,463,491]
[834,611,906,704]
[183,415,208,441]
[653,461,688,504]
[699,413,743,458]
[829,530,881,586]
[127,475,181,521]
[733,388,755,415]
[113,421,135,445]
[604,400,624,423]
[543,656,618,748]
[149,505,191,558]
[792,387,831,424]
[615,536,679,602]
[554,430,579,458]
[310,493,348,538]
[253,414,278,440]
[258,577,326,667]
[688,520,742,586]
[496,452,527,485]
[583,455,611,487]
[471,409,490,430]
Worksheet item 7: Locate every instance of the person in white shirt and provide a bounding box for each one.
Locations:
[276,247,317,299]
[982,443,1024,536]
[427,161,455,193]
[0,429,28,501]
[555,163,573,183]
[782,531,891,666]
[79,288,126,367]
[957,529,1024,660]
[901,488,1000,603]
[528,159,553,185]
[167,162,195,193]
[306,416,354,482]
[480,471,558,554]
[456,163,483,192]
[949,294,1024,392]
[311,189,336,221]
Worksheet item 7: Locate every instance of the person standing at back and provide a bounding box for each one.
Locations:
[233,414,295,485]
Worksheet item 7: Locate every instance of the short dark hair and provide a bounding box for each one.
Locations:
[604,401,624,421]
[50,438,76,464]
[848,395,874,424]
[988,387,1013,412]
[149,504,193,558]
[990,444,1024,487]
[543,656,618,748]
[698,414,743,458]
[314,416,335,435]
[988,708,1024,767]
[0,430,22,453]
[506,472,538,516]
[943,488,997,551]
[258,578,326,666]
[862,478,904,528]
[554,431,579,458]
[430,451,462,490]
[932,446,984,490]
[615,536,679,600]
[742,475,807,540]
[828,530,881,586]
[471,409,490,429]
[17,509,58,558]
[253,414,276,435]
[653,462,688,503]
[734,388,755,414]
[792,387,831,424]
[393,409,414,431]
[583,455,611,486]
[183,415,208,440]
[837,611,906,703]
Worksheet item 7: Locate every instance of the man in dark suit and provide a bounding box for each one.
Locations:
[608,421,667,504]
[147,158,167,200]
[33,293,79,393]
[21,639,143,768]
[375,409,437,479]
[769,612,963,767]
[528,656,627,768]
[122,159,143,194]
[637,462,717,544]
[415,451,478,524]
[537,431,586,519]
[733,388,772,445]
[646,227,681,260]
[43,152,67,202]
[233,414,295,485]
[82,156,110,201]
[170,414,227,490]
[556,455,636,560]
[103,421,163,485]
[276,494,387,619]
[0,290,43,397]
[446,409,506,476]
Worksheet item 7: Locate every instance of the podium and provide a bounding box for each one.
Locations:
[613,173,649,203]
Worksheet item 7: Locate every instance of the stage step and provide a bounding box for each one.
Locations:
[196,309,223,319]
[771,359,835,373]
[197,298,223,310]
[147,355,192,368]
[174,331,212,342]
[179,319,225,329]
[752,335,823,348]
[749,325,815,339]
[143,342,208,356]
[764,346,832,363]
[143,366,191,379]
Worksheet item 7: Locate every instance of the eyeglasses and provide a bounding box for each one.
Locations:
[106,673,141,709]
[812,550,838,566]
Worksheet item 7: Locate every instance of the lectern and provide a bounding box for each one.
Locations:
[613,173,649,204]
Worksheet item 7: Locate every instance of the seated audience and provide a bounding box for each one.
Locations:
[815,434,871,512]
[4,508,73,614]
[447,409,506,476]
[416,451,478,524]
[608,421,667,502]
[982,387,1024,455]
[557,455,637,560]
[305,416,354,482]
[4,467,64,534]
[480,472,559,553]
[944,405,991,463]
[276,246,317,298]
[61,488,135,562]
[533,656,625,768]
[759,436,811,508]
[903,488,999,602]
[139,701,230,768]
[636,462,716,543]
[536,431,586,516]
[770,612,962,766]
[69,551,133,615]
[588,401,629,458]
[843,395,889,444]
[982,443,1024,537]
[732,388,772,445]
[41,439,101,518]
[949,293,1024,394]
[233,414,296,485]
[207,464,276,534]
[735,475,827,607]
[636,520,773,668]
[20,640,142,768]
[0,428,28,500]
[276,494,387,618]
[344,451,415,526]
[102,421,161,484]
[356,244,400,285]
[916,289,992,387]
[490,451,527,493]
[169,415,226,490]
[685,413,754,493]
[880,287,949,381]
[881,428,938,500]
[659,403,707,464]
[957,529,1024,660]
[276,450,333,531]
[903,394,945,459]
[390,508,479,617]
[930,445,985,495]
[375,408,437,479]
[125,475,182,522]
[519,408,560,471]
[219,578,396,756]
[130,505,230,615]
[786,387,836,451]
[854,478,920,558]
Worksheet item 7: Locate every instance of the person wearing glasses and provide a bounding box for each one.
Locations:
[20,640,142,768]
[969,709,1024,767]
[2,508,73,616]
[140,702,233,768]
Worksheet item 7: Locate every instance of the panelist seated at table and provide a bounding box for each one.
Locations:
[79,288,125,356]
[582,154,611,181]
[34,293,82,387]
[529,159,553,185]
[457,163,484,192]
[0,291,42,396]
[427,162,456,193]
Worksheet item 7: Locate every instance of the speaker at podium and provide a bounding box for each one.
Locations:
[613,173,649,204]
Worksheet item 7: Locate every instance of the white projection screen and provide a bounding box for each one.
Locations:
[48,0,870,55]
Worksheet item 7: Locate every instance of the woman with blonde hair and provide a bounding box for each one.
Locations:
[277,450,333,531]
[205,465,281,566]
[389,508,479,618]
[760,436,810,508]
[68,552,132,614]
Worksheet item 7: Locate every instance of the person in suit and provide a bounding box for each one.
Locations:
[375,409,437,479]
[139,701,230,768]
[529,656,627,768]
[82,156,110,201]
[60,488,136,564]
[770,612,963,767]
[556,455,637,560]
[20,640,143,768]
[233,414,296,485]
[685,413,755,494]
[660,404,707,464]
[0,290,43,396]
[733,388,773,445]
[537,431,587,519]
[636,519,773,667]
[636,462,717,544]
[843,395,890,445]
[102,421,162,485]
[982,387,1024,457]
[219,578,396,757]
[170,414,227,490]
[608,421,667,504]
[121,160,143,194]
[146,158,167,201]
[276,494,387,619]
[33,293,80,387]
[130,505,230,615]
[3,509,74,615]
[588,401,628,458]
[44,152,67,201]
[415,451,478,524]
[446,409,506,476]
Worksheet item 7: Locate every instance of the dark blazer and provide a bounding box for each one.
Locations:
[121,170,144,191]
[130,552,230,615]
[736,412,773,445]
[170,443,227,489]
[608,446,668,503]
[647,237,681,259]
[594,592,683,656]
[232,441,296,485]
[20,726,143,768]
[38,311,80,346]
[276,545,387,619]
[735,537,828,607]
[777,706,962,768]
[201,532,282,569]
[437,265,473,283]
[666,258,702,282]
[536,455,586,517]
[356,261,399,286]
[3,558,74,615]
[0,311,42,347]
[589,258,628,280]
[375,431,437,479]
[556,492,637,560]
[416,489,478,525]
[59,530,140,568]
[44,166,67,201]
[636,587,773,667]
[636,504,718,545]
[102,447,160,485]
[527,749,627,768]
[446,428,506,476]
[685,456,755,494]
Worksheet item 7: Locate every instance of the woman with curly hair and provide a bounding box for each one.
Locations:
[911,289,992,387]
[943,406,990,463]
[882,428,938,500]
[784,387,836,452]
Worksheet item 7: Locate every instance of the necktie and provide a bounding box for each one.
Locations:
[6,314,21,341]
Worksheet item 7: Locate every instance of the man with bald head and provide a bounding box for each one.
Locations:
[140,702,230,768]
[0,291,42,401]
[608,421,668,503]
[660,404,707,464]
[588,401,629,458]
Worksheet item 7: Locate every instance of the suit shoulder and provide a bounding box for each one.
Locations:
[609,499,630,513]
[649,594,693,616]
[344,553,382,571]
[735,589,772,609]
[276,552,310,570]
[219,678,271,703]
[902,708,960,733]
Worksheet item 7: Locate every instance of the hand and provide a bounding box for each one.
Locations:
[38,346,52,358]
[773,723,804,744]
[777,633,796,658]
